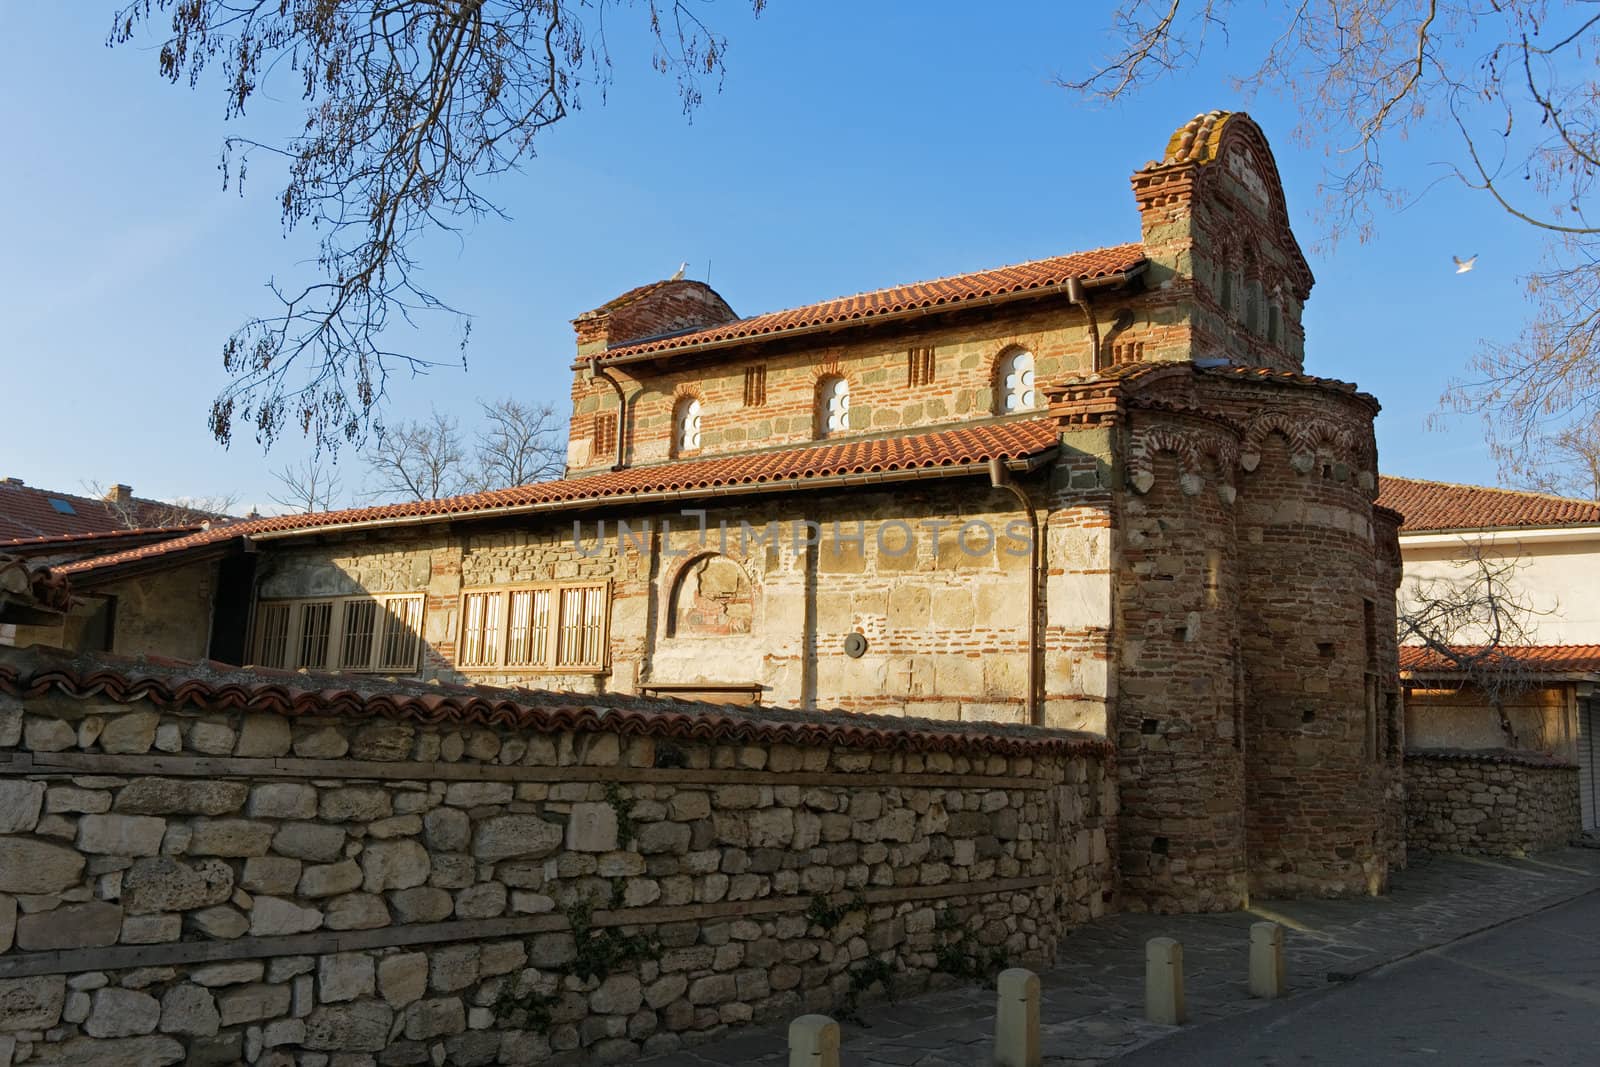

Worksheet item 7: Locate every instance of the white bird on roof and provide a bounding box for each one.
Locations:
[1453,254,1477,274]
[670,261,688,281]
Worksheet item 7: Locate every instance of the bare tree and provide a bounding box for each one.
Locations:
[470,398,565,490]
[1064,2,1600,488]
[364,410,470,502]
[1516,417,1600,501]
[1399,541,1556,740]
[109,1,766,457]
[268,458,345,514]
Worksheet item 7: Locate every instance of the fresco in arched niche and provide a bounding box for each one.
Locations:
[669,554,754,637]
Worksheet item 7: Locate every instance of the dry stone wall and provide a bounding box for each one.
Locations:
[0,653,1115,1065]
[1405,751,1579,857]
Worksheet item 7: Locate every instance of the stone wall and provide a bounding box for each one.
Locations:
[1405,750,1580,856]
[0,647,1115,1065]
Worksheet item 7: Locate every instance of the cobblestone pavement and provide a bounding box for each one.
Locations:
[638,847,1600,1066]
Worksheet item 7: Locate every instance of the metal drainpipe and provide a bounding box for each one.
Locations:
[989,456,1043,727]
[590,365,628,470]
[1066,277,1103,372]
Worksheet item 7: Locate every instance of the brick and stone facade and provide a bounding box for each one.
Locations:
[41,111,1404,914]
[0,646,1114,1064]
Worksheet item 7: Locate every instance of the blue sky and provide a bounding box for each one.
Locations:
[0,2,1542,512]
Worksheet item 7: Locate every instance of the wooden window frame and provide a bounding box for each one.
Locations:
[455,580,611,673]
[251,594,426,674]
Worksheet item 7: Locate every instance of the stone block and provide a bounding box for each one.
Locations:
[294,727,349,759]
[235,714,292,757]
[379,953,429,1008]
[78,813,166,856]
[99,711,159,754]
[300,860,364,899]
[324,892,390,930]
[319,953,376,1003]
[189,905,249,939]
[389,886,453,923]
[453,882,507,919]
[249,896,324,936]
[189,961,265,987]
[46,785,111,814]
[187,721,236,755]
[217,983,291,1026]
[567,803,619,852]
[248,783,319,820]
[321,787,393,823]
[473,814,564,862]
[242,856,303,895]
[444,782,513,807]
[0,974,64,1030]
[361,840,430,892]
[159,984,220,1037]
[121,912,182,945]
[188,819,275,857]
[16,900,123,950]
[23,717,74,752]
[0,895,13,954]
[0,837,84,894]
[92,774,214,820]
[423,807,470,851]
[272,821,348,863]
[350,722,415,761]
[85,987,160,1038]
[590,975,643,1016]
[404,997,466,1040]
[0,781,43,832]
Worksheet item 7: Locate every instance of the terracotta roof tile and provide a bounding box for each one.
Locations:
[588,244,1148,361]
[54,419,1061,580]
[0,526,203,555]
[0,646,1109,760]
[0,480,220,541]
[1378,476,1600,533]
[1399,644,1600,675]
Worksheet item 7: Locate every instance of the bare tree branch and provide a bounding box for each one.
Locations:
[363,409,470,502]
[109,0,767,457]
[268,458,345,513]
[469,397,565,489]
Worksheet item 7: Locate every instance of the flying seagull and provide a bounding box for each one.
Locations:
[670,261,688,281]
[1453,254,1477,274]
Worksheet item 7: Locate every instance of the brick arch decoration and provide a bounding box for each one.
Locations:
[664,551,757,638]
[1238,412,1376,492]
[1127,425,1239,502]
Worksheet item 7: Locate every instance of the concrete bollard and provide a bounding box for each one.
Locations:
[788,1014,841,1067]
[1249,921,1286,998]
[1144,937,1186,1026]
[994,967,1041,1067]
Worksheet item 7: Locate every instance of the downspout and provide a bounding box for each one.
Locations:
[1066,277,1103,372]
[590,365,628,470]
[989,456,1043,727]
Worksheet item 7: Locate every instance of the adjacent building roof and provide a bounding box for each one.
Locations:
[1377,476,1600,533]
[588,244,1148,361]
[1399,644,1600,676]
[0,645,1108,759]
[53,418,1062,582]
[0,478,219,541]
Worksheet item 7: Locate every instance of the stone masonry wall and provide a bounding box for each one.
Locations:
[0,652,1115,1065]
[1405,751,1580,857]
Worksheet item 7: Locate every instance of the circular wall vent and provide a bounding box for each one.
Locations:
[843,632,868,659]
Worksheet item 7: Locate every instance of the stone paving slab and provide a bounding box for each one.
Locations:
[638,847,1600,1065]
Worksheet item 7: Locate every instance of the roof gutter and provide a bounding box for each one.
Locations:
[1398,526,1600,548]
[575,268,1146,371]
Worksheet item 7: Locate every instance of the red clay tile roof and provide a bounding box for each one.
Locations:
[0,645,1108,759]
[0,526,203,555]
[1399,644,1600,675]
[53,419,1061,580]
[1377,476,1600,533]
[587,244,1148,361]
[0,480,222,541]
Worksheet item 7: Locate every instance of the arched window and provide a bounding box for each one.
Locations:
[673,396,702,455]
[995,349,1036,414]
[818,376,850,437]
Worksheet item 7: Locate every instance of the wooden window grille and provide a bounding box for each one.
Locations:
[254,594,425,674]
[592,412,618,463]
[456,581,609,672]
[743,365,767,407]
[907,347,936,386]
